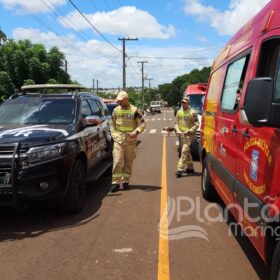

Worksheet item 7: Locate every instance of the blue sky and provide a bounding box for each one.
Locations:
[0,0,270,89]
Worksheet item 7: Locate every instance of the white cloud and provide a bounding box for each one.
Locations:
[12,28,214,88]
[195,35,208,43]
[58,6,176,39]
[0,0,66,13]
[184,0,270,36]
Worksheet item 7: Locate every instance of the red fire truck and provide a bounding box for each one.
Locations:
[200,0,280,278]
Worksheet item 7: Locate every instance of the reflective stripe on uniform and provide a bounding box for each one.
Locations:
[112,173,122,178]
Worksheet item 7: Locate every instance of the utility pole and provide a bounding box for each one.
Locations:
[118,37,138,90]
[147,78,153,89]
[64,59,68,73]
[96,80,99,94]
[145,77,153,105]
[138,61,148,108]
[92,78,95,93]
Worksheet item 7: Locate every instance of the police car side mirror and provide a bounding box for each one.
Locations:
[84,115,101,127]
[243,78,273,127]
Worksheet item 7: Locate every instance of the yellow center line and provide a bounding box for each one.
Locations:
[157,135,170,280]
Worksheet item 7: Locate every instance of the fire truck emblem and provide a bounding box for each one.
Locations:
[250,149,259,182]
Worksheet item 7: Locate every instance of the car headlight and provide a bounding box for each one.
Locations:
[21,143,66,166]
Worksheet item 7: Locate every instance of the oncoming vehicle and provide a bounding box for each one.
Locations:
[150,101,161,113]
[0,84,112,213]
[200,1,280,278]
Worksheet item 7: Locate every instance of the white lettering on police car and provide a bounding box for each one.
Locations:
[0,126,69,138]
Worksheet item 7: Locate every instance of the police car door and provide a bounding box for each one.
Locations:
[81,99,100,169]
[95,99,112,159]
[87,98,107,161]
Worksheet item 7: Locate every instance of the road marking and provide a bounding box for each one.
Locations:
[157,136,170,280]
[151,119,155,121]
[169,118,172,121]
[157,118,161,121]
[163,118,166,121]
[112,248,133,253]
[149,129,157,134]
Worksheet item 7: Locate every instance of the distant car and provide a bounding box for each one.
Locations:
[0,84,113,213]
[150,101,161,113]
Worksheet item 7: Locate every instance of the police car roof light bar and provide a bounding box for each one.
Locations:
[20,84,84,95]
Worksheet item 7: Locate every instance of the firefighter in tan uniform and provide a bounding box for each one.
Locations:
[175,96,199,178]
[110,91,146,192]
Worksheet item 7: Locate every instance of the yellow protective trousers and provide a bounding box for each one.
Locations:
[177,138,194,172]
[112,142,137,184]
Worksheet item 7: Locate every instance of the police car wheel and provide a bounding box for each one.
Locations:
[201,156,216,201]
[270,241,280,280]
[62,160,87,214]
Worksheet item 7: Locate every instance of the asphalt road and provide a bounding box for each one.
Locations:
[0,108,269,280]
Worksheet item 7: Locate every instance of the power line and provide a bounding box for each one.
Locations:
[44,0,119,61]
[15,1,61,36]
[126,59,141,80]
[89,0,130,39]
[45,0,90,42]
[128,55,212,60]
[68,0,121,53]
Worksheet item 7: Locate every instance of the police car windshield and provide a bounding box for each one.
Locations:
[0,97,75,125]
[188,94,205,114]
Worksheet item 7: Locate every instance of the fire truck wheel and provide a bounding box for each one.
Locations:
[270,241,280,280]
[62,160,87,214]
[201,156,216,201]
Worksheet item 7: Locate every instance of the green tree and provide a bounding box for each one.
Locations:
[158,67,211,106]
[0,37,72,98]
[47,79,57,84]
[23,79,35,85]
[0,29,7,46]
[14,50,29,86]
[47,47,65,80]
[29,57,48,84]
[0,71,15,100]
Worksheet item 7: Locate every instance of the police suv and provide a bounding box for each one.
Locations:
[0,84,112,213]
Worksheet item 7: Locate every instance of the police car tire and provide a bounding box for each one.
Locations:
[270,241,280,280]
[62,160,87,214]
[201,156,216,201]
